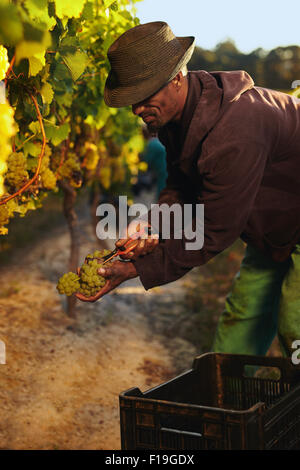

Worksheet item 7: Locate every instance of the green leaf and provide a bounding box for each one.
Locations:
[41,82,54,105]
[62,50,88,81]
[28,56,45,76]
[46,122,70,145]
[24,0,56,30]
[53,62,72,81]
[0,4,23,46]
[24,141,41,157]
[81,1,94,21]
[28,121,41,135]
[59,36,78,55]
[103,0,117,8]
[55,92,73,107]
[15,31,51,64]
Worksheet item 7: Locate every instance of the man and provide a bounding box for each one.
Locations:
[77,21,300,358]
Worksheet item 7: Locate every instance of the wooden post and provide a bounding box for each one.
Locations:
[59,180,80,318]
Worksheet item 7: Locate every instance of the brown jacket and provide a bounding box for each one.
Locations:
[134,70,300,289]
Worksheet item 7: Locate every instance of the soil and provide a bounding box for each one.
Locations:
[0,192,281,450]
[0,204,198,450]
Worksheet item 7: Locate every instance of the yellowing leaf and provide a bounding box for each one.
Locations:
[24,0,56,30]
[28,55,44,76]
[54,0,86,18]
[15,32,51,64]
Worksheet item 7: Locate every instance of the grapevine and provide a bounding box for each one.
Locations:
[0,0,143,236]
[0,93,46,206]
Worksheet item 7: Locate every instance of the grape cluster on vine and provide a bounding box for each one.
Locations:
[5,152,29,190]
[57,153,83,188]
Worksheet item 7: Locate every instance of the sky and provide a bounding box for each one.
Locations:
[134,0,299,53]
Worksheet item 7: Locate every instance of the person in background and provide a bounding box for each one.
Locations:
[140,125,167,201]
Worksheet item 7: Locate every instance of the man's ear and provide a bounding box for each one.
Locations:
[172,72,184,91]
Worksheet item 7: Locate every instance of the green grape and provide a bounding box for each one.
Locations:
[93,249,111,258]
[0,205,9,226]
[57,249,113,297]
[5,152,29,190]
[57,272,80,296]
[41,168,57,190]
[58,152,82,188]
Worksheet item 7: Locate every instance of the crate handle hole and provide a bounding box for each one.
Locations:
[243,365,281,380]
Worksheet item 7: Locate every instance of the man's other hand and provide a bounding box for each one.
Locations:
[116,220,159,260]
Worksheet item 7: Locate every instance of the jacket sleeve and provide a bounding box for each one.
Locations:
[133,139,268,290]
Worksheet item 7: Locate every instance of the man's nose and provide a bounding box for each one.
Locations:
[132,102,145,116]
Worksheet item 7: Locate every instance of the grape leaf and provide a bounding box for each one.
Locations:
[61,50,88,81]
[24,0,56,30]
[81,1,94,21]
[41,82,54,105]
[15,32,51,63]
[54,0,86,19]
[23,141,41,157]
[0,4,23,46]
[28,55,45,76]
[103,0,117,8]
[28,120,42,135]
[46,122,70,145]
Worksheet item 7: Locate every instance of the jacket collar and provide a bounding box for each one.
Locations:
[179,71,223,174]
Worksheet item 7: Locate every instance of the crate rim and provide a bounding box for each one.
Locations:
[119,388,266,416]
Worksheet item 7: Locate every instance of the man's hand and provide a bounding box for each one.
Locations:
[117,220,159,260]
[75,260,138,303]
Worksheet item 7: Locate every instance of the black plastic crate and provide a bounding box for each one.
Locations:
[119,353,300,450]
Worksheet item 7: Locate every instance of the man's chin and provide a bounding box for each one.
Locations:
[146,122,161,134]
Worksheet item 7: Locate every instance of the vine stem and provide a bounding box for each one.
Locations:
[4,55,15,86]
[0,93,46,206]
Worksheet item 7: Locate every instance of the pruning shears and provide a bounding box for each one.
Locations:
[86,225,154,266]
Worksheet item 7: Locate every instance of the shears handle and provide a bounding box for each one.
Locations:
[117,238,139,256]
[101,225,154,265]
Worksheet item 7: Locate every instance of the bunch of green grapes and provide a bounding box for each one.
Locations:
[0,103,16,197]
[5,152,29,190]
[57,249,112,297]
[40,168,57,190]
[0,198,18,234]
[57,272,80,296]
[0,205,9,227]
[84,143,99,171]
[57,152,83,188]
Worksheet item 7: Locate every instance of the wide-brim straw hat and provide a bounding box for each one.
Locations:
[104,21,195,108]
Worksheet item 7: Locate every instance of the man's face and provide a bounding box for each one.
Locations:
[131,81,179,133]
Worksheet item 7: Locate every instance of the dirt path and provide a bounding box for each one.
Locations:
[0,209,197,450]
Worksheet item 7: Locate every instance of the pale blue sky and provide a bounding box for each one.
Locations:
[134,0,299,53]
